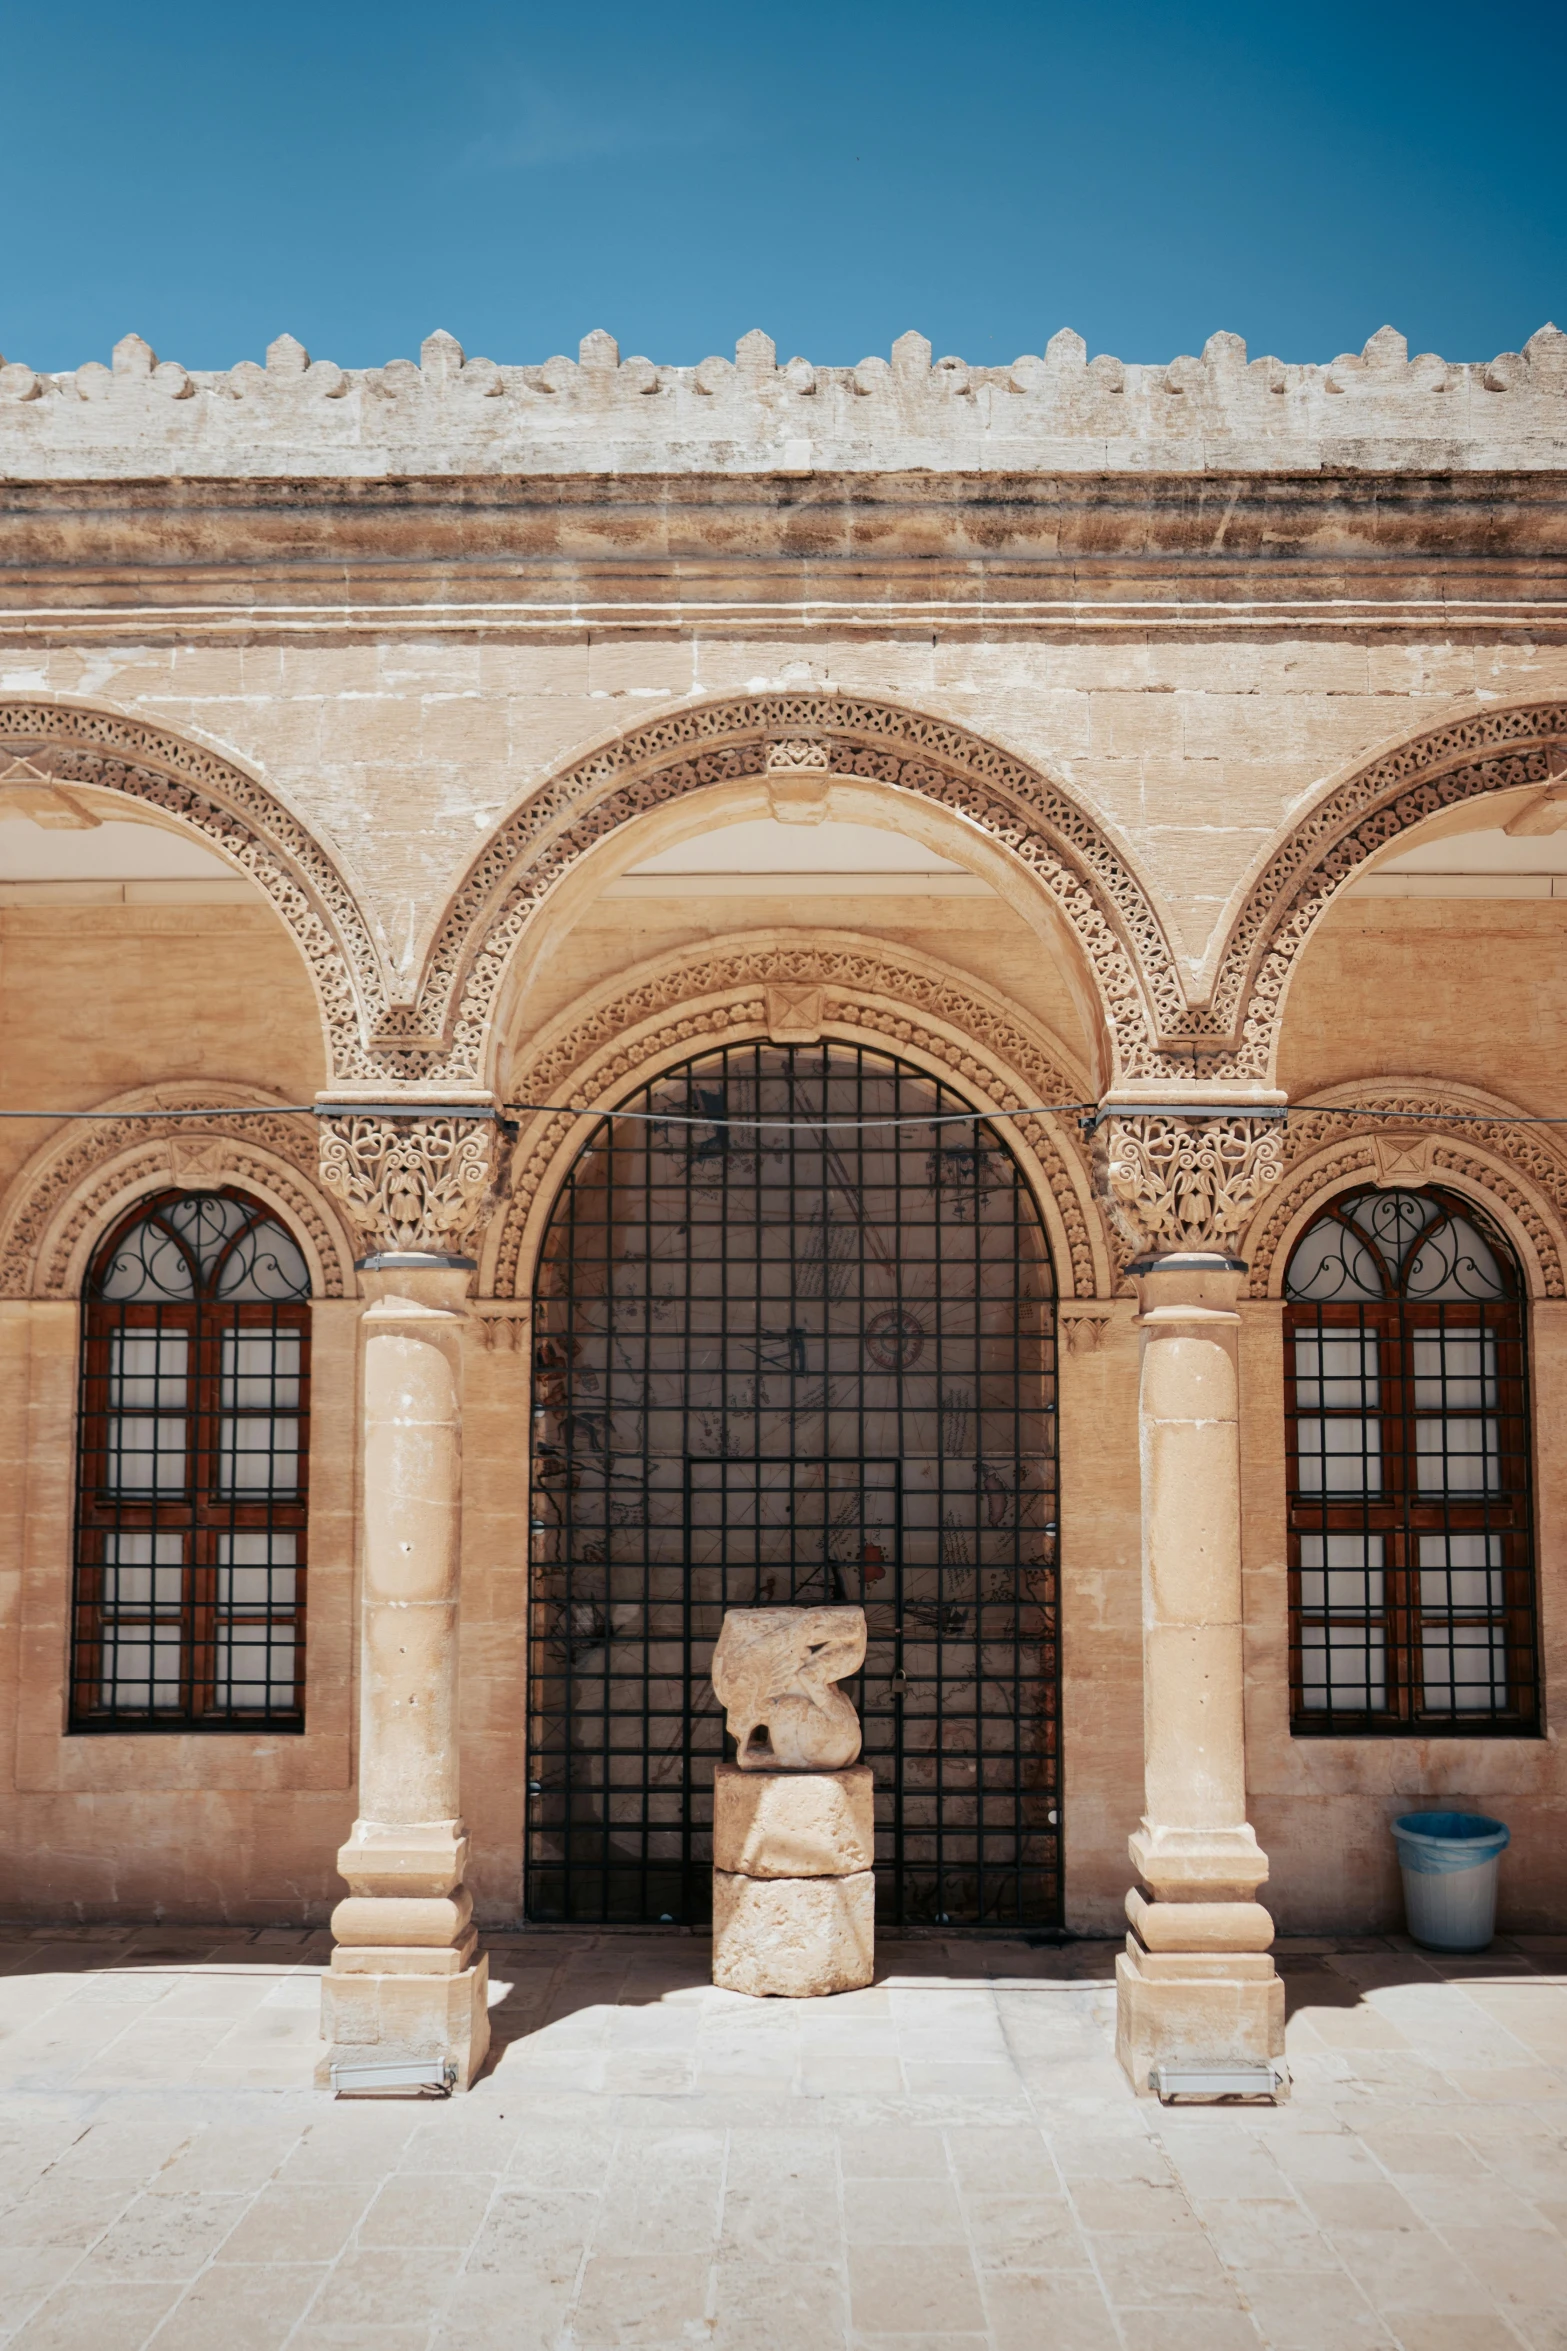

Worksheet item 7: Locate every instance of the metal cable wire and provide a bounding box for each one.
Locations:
[3,1100,1567,1129]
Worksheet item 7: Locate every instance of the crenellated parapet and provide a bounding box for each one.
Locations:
[2,321,1565,478]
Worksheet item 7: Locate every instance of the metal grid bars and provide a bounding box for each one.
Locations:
[527,1040,1061,1928]
[1284,1185,1538,1736]
[71,1189,311,1732]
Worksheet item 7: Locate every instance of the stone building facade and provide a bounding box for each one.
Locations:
[2,317,1565,2084]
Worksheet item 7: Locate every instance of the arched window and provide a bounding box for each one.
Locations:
[1284,1186,1538,1735]
[70,1189,311,1732]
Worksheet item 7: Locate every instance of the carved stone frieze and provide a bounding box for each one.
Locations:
[765,979,824,1044]
[1094,1114,1286,1257]
[0,704,385,1080]
[1241,1083,1567,1299]
[404,694,1184,1090]
[0,1085,351,1298]
[8,324,1567,478]
[317,1113,508,1258]
[489,934,1105,1300]
[1216,702,1567,1081]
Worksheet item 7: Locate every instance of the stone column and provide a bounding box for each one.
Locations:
[315,1101,508,2090]
[1095,1108,1288,2094]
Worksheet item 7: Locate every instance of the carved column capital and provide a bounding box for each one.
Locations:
[1093,1110,1285,1258]
[317,1106,509,1261]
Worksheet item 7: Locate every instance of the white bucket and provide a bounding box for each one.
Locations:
[1392,1811,1509,1953]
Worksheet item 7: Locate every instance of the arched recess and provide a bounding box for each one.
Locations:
[1206,698,1567,1086]
[395,693,1194,1092]
[0,1083,358,1300]
[483,931,1111,1302]
[0,698,385,1080]
[1239,1079,1567,1304]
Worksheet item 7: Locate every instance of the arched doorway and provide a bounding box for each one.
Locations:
[526,1039,1061,1929]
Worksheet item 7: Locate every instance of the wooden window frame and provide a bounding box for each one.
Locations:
[70,1188,310,1734]
[1285,1187,1539,1738]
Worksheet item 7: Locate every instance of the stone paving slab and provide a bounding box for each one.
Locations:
[0,1927,1565,2347]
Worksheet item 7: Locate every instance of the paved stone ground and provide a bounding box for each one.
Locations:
[1,1926,1567,2350]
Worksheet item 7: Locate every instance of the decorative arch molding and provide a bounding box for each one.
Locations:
[0,698,385,1077]
[401,693,1190,1089]
[1241,1078,1567,1302]
[0,1083,358,1300]
[484,931,1111,1302]
[1211,698,1567,1082]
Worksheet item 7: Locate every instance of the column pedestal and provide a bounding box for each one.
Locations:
[711,1761,875,1998]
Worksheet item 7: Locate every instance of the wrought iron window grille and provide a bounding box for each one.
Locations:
[1284,1185,1539,1738]
[70,1189,311,1734]
[527,1040,1062,1930]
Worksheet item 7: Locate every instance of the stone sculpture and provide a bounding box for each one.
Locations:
[710,1604,867,1770]
[710,1605,875,1998]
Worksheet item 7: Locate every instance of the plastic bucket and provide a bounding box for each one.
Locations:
[1391,1811,1510,1952]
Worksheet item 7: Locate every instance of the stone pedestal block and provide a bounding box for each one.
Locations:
[712,1868,875,1998]
[317,1952,491,2089]
[1114,1945,1286,2095]
[713,1761,874,1877]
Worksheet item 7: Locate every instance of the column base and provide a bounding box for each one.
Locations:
[318,1952,490,2090]
[712,1867,874,1997]
[1114,1944,1286,2097]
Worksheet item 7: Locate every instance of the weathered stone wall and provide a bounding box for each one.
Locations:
[2,333,1565,1933]
[2,323,1565,479]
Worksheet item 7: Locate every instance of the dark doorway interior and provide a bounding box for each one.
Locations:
[526,1039,1061,1928]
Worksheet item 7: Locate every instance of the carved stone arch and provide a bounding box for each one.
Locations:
[387,692,1194,1091]
[1240,1079,1567,1302]
[0,697,387,1080]
[0,1083,358,1300]
[483,931,1111,1302]
[1208,698,1567,1084]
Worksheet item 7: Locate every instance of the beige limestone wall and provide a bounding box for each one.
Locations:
[501,888,1096,1099]
[3,655,1567,1930]
[455,1315,531,1927]
[1256,906,1567,1930]
[1278,901,1567,1113]
[0,905,346,1920]
[14,627,1567,996]
[1242,1301,1567,1936]
[0,904,327,1195]
[1057,1303,1144,1932]
[0,1296,358,1922]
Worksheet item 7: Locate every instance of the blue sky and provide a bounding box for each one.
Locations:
[7,1,1564,373]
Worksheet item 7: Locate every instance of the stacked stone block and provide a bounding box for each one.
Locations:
[709,1605,876,1999]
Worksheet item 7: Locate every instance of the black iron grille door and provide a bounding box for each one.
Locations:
[527,1040,1060,1927]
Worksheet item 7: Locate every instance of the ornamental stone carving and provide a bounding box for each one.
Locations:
[8,324,1567,479]
[1094,1113,1286,1257]
[317,1114,508,1258]
[1240,1080,1567,1300]
[0,703,383,1079]
[1216,702,1567,1082]
[711,1606,867,1771]
[405,692,1183,1089]
[0,1084,353,1299]
[487,932,1107,1300]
